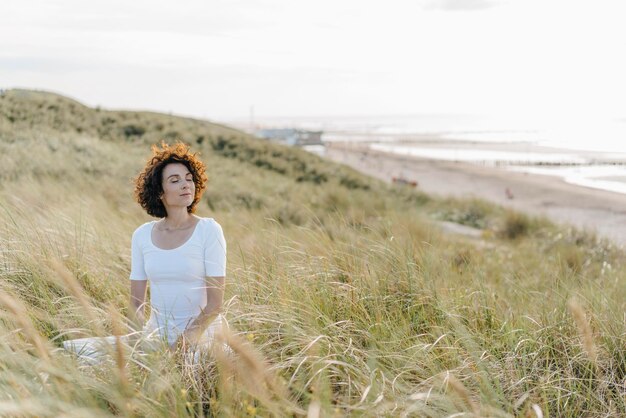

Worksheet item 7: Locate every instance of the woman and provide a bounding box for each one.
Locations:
[64,142,226,363]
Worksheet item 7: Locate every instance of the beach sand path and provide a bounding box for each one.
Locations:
[326,143,626,246]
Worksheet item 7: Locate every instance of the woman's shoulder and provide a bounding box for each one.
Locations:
[196,216,224,238]
[132,221,156,240]
[196,216,221,229]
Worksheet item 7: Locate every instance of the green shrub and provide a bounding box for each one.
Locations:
[122,124,146,137]
[499,210,530,240]
[436,199,491,229]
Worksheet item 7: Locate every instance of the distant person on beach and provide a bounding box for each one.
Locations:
[63,142,227,363]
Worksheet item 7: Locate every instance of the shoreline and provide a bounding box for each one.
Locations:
[325,142,626,246]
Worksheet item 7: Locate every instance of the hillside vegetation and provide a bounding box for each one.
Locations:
[0,89,624,417]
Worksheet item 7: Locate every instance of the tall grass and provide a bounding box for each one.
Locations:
[0,90,625,416]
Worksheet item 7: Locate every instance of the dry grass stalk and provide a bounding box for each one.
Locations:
[48,258,100,331]
[307,399,321,418]
[108,304,131,394]
[567,297,598,364]
[0,291,50,362]
[213,327,302,415]
[441,371,479,415]
[525,403,543,418]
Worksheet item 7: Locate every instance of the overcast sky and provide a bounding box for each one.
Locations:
[2,0,625,121]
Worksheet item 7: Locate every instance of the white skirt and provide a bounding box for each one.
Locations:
[62,314,226,366]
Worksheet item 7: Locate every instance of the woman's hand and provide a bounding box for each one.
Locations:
[168,336,185,354]
[169,331,195,354]
[168,277,224,356]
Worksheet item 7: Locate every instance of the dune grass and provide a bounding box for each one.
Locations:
[0,89,625,416]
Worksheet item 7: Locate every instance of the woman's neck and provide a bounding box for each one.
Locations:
[162,209,194,229]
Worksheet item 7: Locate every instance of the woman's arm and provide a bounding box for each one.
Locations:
[130,279,148,330]
[174,276,225,349]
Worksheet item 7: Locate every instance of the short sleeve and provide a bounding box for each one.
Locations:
[129,227,148,281]
[204,220,227,277]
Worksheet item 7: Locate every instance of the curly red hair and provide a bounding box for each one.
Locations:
[134,142,208,218]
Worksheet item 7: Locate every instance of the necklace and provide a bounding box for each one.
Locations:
[156,219,196,231]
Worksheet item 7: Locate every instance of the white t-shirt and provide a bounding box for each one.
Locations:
[129,217,227,344]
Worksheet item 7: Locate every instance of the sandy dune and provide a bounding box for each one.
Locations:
[325,142,626,246]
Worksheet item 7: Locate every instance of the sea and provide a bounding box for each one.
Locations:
[227,114,626,195]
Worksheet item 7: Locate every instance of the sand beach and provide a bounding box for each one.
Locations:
[325,141,626,246]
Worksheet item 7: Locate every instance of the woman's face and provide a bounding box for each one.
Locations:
[160,163,195,212]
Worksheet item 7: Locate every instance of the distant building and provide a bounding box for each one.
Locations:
[255,128,323,146]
